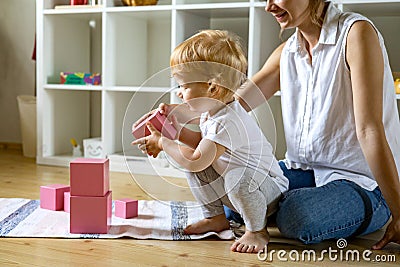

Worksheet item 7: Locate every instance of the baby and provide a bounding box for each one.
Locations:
[132,30,288,253]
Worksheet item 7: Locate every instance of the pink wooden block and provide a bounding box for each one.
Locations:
[70,158,109,197]
[64,191,70,213]
[40,184,70,211]
[70,191,112,234]
[132,111,177,140]
[115,198,138,219]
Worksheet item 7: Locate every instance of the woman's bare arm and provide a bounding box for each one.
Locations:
[347,20,400,249]
[236,42,285,112]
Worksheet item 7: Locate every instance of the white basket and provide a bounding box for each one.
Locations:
[17,95,37,158]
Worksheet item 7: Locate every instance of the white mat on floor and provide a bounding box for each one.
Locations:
[0,198,233,240]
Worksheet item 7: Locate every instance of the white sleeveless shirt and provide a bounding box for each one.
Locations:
[280,2,400,191]
[200,101,289,193]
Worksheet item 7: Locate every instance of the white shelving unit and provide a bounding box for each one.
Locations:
[36,0,400,177]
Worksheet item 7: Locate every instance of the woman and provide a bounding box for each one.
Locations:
[233,0,400,250]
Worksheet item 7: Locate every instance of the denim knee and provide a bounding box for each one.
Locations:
[275,181,391,244]
[276,189,319,244]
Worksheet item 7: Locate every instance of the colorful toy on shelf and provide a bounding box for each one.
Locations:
[60,72,101,85]
[40,184,70,211]
[69,158,112,234]
[115,198,138,219]
[132,110,177,140]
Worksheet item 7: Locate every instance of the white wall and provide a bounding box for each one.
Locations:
[0,0,36,143]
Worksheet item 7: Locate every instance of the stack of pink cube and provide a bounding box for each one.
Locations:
[69,158,112,234]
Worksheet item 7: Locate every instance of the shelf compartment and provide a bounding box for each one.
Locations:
[174,7,250,53]
[105,10,172,87]
[43,13,102,85]
[41,89,102,158]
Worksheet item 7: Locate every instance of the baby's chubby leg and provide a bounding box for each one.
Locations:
[184,166,232,234]
[225,168,282,253]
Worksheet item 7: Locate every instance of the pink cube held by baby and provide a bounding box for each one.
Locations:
[132,111,177,140]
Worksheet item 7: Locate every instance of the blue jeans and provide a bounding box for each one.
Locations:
[224,161,391,244]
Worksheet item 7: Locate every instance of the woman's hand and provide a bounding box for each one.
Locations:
[372,216,400,249]
[131,123,163,158]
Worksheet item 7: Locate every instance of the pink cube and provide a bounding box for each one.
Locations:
[64,191,71,213]
[40,184,70,211]
[70,191,112,234]
[132,111,177,140]
[115,198,138,219]
[70,158,109,197]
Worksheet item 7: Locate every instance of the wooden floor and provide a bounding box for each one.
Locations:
[0,148,398,266]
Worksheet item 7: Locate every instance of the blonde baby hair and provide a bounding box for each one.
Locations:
[170,30,247,102]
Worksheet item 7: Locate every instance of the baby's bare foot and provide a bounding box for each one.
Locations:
[231,228,269,253]
[184,214,230,235]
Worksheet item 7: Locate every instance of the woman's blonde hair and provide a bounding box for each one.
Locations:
[170,30,247,101]
[309,0,325,27]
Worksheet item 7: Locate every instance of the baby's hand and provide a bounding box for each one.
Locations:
[132,122,163,158]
